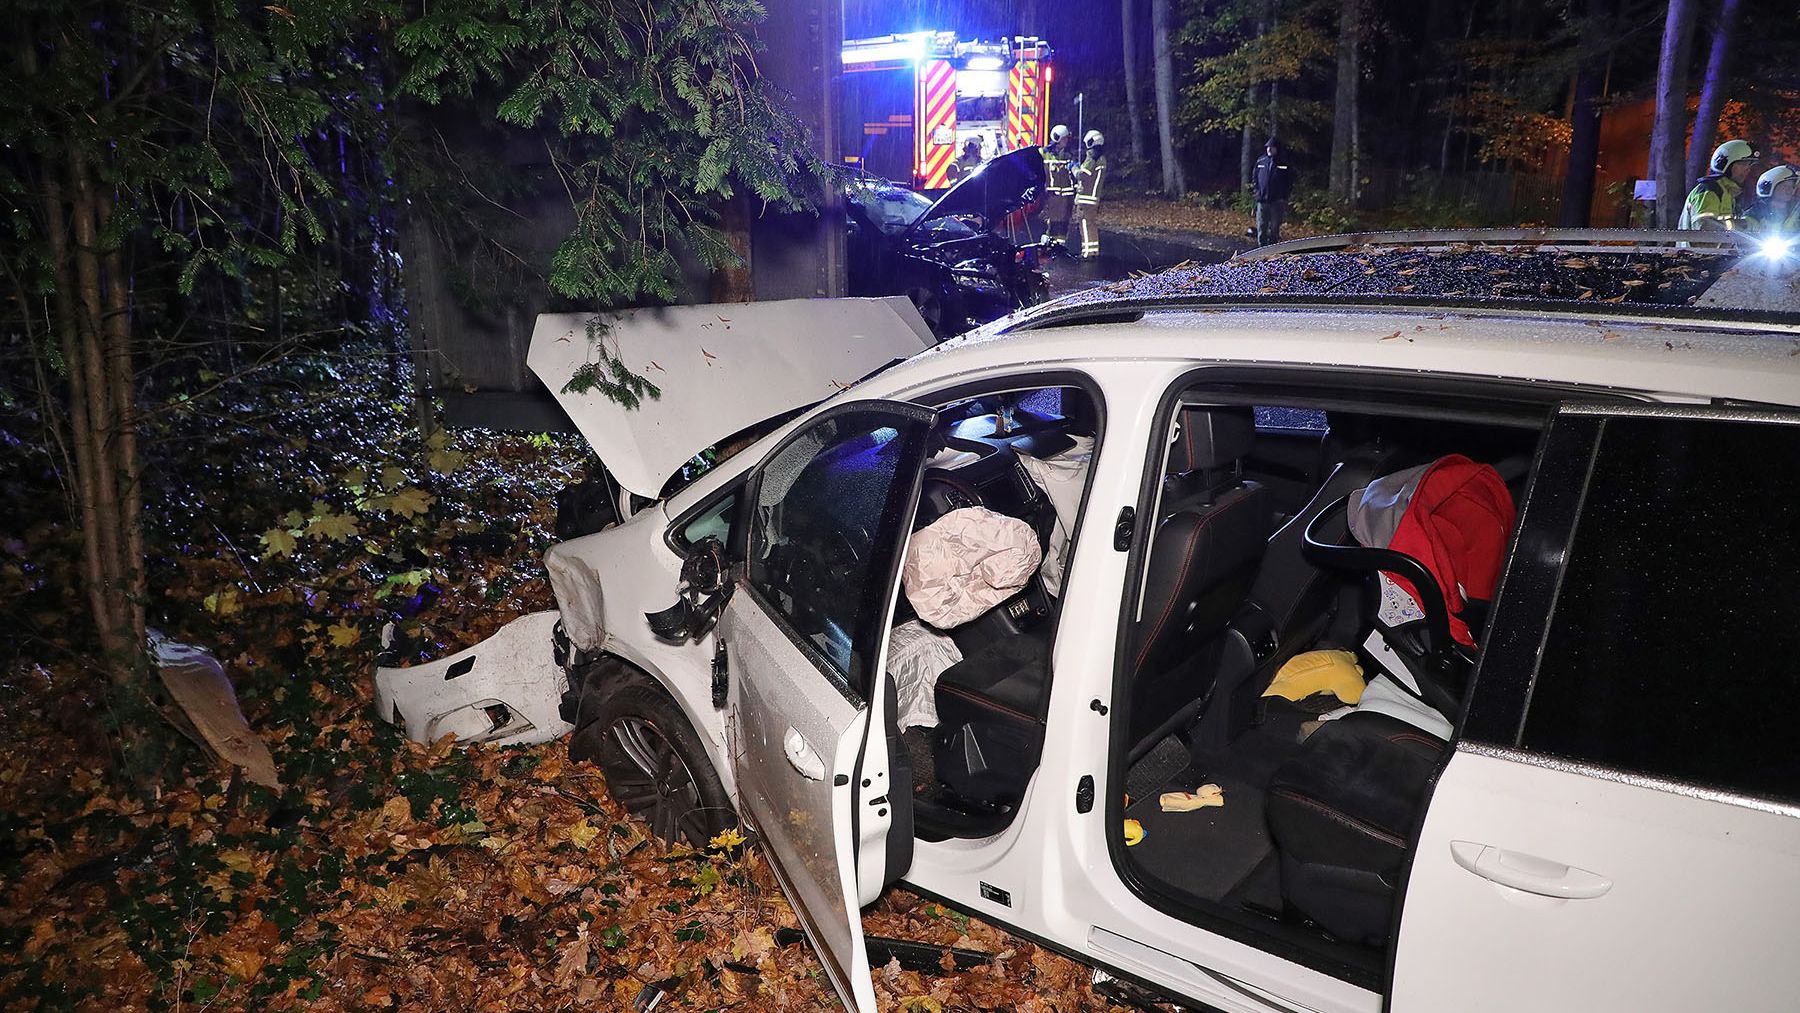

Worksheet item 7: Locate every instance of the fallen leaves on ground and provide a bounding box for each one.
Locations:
[0,349,1144,1012]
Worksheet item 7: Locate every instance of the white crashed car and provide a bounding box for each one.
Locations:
[377,231,1800,1013]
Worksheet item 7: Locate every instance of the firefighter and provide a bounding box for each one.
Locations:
[947,138,984,183]
[1744,165,1799,237]
[1253,138,1295,246]
[1678,139,1762,231]
[1041,124,1076,245]
[1071,130,1108,259]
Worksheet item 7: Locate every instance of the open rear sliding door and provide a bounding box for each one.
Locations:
[1392,404,1800,1012]
[720,401,935,1012]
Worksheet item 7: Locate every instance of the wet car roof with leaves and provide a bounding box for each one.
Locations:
[958,243,1787,344]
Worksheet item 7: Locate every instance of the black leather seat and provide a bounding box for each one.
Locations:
[1127,407,1273,752]
[932,629,1052,803]
[1265,711,1445,945]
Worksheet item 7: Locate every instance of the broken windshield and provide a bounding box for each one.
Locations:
[848,179,976,239]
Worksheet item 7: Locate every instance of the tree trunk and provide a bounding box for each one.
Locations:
[1684,0,1744,187]
[1242,0,1275,190]
[1242,120,1256,191]
[1151,0,1186,195]
[1560,0,1610,227]
[1649,0,1700,229]
[1123,0,1147,164]
[1330,0,1360,199]
[44,147,149,684]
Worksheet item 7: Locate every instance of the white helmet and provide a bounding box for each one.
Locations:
[1083,129,1105,149]
[1756,164,1799,199]
[1050,124,1070,144]
[1710,138,1759,174]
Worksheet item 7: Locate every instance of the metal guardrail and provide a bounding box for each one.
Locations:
[1239,228,1759,260]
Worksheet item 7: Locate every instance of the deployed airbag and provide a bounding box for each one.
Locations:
[903,507,1042,629]
[1017,435,1094,596]
[887,619,964,730]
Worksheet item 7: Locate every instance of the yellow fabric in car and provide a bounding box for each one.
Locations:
[1262,649,1366,705]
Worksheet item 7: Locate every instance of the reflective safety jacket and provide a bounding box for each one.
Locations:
[1678,174,1743,230]
[1743,199,1800,237]
[1074,152,1107,206]
[1043,144,1076,196]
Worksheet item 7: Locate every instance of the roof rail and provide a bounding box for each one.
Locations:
[1240,228,1757,260]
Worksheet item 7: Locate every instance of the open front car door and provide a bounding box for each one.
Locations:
[719,401,934,1012]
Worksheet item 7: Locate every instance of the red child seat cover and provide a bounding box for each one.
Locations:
[1348,454,1516,646]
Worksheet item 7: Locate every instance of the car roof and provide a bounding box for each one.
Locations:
[873,301,1800,409]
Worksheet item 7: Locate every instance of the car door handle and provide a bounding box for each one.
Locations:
[1450,841,1613,899]
[783,727,825,780]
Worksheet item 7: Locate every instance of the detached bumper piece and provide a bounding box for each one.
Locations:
[374,610,573,747]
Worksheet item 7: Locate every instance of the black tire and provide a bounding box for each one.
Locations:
[568,664,737,846]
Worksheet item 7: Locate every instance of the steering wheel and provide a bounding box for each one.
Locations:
[915,470,986,529]
[1301,494,1470,716]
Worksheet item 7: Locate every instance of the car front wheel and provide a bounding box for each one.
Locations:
[568,664,737,846]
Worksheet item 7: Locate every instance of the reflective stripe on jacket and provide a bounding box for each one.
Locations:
[1678,175,1742,230]
[1075,154,1107,205]
[1044,146,1076,195]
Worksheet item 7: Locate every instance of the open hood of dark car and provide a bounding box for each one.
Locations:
[906,146,1047,237]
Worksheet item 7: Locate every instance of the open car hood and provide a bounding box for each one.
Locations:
[528,298,935,501]
[906,146,1047,237]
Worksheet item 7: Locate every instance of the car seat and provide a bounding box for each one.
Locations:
[1126,407,1273,754]
[1265,455,1515,945]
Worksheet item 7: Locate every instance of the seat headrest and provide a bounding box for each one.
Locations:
[1168,407,1255,474]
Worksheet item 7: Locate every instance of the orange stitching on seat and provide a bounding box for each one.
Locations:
[1271,787,1406,848]
[1132,492,1256,673]
[1133,521,1206,672]
[938,682,1042,725]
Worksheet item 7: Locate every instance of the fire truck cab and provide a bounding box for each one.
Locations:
[840,32,1053,191]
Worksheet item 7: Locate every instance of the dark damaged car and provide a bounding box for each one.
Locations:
[845,145,1051,337]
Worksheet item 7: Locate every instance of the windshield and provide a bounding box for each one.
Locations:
[847,178,978,239]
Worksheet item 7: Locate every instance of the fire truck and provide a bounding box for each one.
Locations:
[839,32,1053,191]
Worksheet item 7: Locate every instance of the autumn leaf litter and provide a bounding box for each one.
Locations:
[0,353,1139,1011]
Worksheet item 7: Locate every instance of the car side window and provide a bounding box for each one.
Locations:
[674,489,738,551]
[747,407,933,700]
[1513,414,1800,804]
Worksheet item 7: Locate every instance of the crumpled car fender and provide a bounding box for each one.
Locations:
[374,610,572,747]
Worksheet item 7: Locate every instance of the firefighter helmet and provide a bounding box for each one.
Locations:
[1710,139,1760,174]
[1050,124,1070,144]
[1756,164,1798,199]
[1083,129,1105,149]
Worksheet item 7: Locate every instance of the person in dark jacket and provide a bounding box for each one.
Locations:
[1253,138,1295,247]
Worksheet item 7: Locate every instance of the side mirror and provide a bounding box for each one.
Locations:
[644,537,732,642]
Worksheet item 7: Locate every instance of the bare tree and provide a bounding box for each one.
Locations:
[1329,0,1361,200]
[1649,0,1700,228]
[1152,0,1187,195]
[1123,0,1148,164]
[1685,0,1745,186]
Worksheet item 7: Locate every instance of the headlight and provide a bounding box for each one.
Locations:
[950,259,1005,294]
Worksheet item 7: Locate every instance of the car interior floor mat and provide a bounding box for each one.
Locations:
[901,726,937,795]
[1125,767,1271,905]
[1125,734,1192,804]
[1222,849,1287,920]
